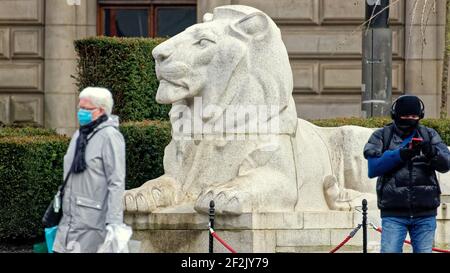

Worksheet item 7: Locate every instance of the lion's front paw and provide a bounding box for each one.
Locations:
[124,177,179,213]
[194,189,251,215]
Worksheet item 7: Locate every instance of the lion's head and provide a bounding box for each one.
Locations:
[152,5,297,134]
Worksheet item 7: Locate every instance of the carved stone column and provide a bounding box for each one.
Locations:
[405,0,445,118]
[44,0,97,135]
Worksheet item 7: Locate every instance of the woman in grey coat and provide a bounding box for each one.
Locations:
[53,87,125,253]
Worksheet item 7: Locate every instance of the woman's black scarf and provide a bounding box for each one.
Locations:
[72,114,108,173]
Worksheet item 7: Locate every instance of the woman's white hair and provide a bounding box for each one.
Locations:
[79,87,114,115]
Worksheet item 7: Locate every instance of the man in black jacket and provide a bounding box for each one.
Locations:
[364,95,450,253]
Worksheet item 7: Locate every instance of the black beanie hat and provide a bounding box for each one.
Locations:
[393,95,423,119]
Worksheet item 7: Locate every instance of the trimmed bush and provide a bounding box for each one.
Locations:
[121,120,171,190]
[0,127,57,138]
[419,119,450,146]
[0,121,171,241]
[0,135,69,241]
[74,37,170,121]
[309,117,450,145]
[310,117,392,128]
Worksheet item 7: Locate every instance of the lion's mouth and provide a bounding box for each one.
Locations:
[156,79,191,104]
[155,62,189,86]
[159,78,187,89]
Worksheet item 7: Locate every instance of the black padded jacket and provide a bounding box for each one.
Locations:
[364,125,450,218]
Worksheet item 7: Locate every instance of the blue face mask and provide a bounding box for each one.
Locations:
[77,109,94,126]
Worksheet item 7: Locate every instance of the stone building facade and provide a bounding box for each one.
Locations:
[0,0,447,135]
[0,0,97,135]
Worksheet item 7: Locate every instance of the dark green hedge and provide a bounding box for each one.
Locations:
[0,121,171,241]
[0,135,69,241]
[310,117,450,145]
[74,37,170,121]
[0,127,57,138]
[309,117,392,128]
[121,120,171,190]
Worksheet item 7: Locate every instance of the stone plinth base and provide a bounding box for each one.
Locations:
[124,204,450,253]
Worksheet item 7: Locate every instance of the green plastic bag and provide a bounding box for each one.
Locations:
[33,242,48,253]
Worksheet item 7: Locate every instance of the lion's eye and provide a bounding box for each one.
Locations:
[196,39,214,48]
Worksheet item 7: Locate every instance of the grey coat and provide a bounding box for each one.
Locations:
[53,116,125,253]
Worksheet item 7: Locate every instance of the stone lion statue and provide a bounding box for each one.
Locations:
[124,5,377,215]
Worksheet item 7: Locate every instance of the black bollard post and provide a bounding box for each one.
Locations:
[209,200,215,253]
[362,199,368,253]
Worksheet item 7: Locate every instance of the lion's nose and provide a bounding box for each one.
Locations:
[152,43,173,63]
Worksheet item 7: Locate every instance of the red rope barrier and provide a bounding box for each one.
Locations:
[329,224,362,253]
[330,236,352,253]
[371,223,450,253]
[209,228,237,253]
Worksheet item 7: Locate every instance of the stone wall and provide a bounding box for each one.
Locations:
[0,0,447,132]
[0,0,45,126]
[0,0,96,135]
[405,0,446,119]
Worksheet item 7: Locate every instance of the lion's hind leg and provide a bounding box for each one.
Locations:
[323,175,377,211]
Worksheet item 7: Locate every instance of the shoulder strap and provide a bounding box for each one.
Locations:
[417,125,431,143]
[87,125,115,141]
[59,170,72,194]
[382,123,395,152]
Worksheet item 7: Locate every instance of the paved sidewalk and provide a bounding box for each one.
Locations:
[0,243,33,253]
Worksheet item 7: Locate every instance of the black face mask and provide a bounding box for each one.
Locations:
[395,118,419,132]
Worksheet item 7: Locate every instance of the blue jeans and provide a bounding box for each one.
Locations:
[381,216,436,253]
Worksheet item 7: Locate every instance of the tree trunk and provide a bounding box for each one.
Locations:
[441,0,450,119]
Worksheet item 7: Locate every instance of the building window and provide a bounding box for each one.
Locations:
[104,8,149,37]
[98,1,196,38]
[156,6,196,37]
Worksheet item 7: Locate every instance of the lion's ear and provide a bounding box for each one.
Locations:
[232,12,269,40]
[203,13,214,22]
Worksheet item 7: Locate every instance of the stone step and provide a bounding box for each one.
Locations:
[276,245,415,253]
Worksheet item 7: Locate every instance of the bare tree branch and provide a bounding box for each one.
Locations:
[441,0,450,118]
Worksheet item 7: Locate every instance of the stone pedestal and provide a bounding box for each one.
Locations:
[125,202,450,253]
